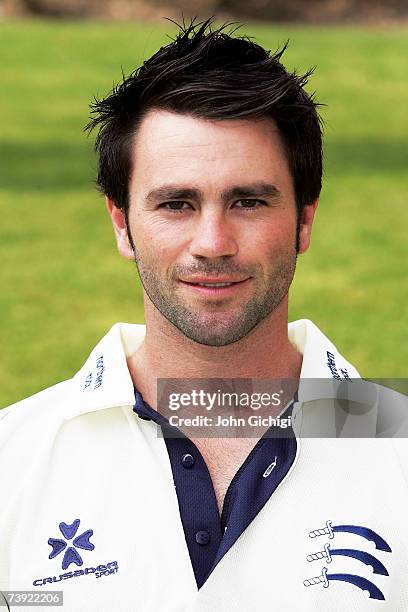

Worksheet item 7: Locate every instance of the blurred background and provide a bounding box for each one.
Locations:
[0,0,407,407]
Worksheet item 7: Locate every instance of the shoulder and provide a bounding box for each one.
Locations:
[0,321,145,437]
[0,378,78,522]
[0,379,74,467]
[0,322,142,479]
[0,379,73,433]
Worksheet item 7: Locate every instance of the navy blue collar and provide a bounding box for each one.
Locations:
[133,387,298,589]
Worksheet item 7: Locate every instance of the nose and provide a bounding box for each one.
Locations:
[188,210,239,259]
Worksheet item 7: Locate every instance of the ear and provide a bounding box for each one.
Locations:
[298,199,318,254]
[106,198,134,260]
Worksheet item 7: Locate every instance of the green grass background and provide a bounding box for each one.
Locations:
[1,19,407,408]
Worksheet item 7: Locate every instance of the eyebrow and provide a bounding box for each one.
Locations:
[145,182,281,204]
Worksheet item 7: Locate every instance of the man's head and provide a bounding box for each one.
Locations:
[87,19,322,346]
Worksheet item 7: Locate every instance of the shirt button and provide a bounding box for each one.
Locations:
[195,531,210,546]
[181,453,195,469]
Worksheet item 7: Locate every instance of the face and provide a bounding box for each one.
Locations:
[108,110,317,346]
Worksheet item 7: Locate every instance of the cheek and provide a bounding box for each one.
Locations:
[245,219,296,254]
[133,213,190,259]
[132,226,181,271]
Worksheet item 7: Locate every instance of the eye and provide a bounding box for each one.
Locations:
[234,199,266,210]
[160,201,192,212]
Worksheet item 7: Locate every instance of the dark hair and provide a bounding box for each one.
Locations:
[86,18,323,217]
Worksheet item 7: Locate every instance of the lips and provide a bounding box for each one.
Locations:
[191,281,235,287]
[179,277,249,286]
[178,277,251,295]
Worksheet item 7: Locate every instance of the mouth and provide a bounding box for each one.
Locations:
[178,277,251,296]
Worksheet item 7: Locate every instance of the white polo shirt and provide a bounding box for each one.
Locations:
[0,319,407,611]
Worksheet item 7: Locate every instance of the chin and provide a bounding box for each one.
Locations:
[177,322,255,347]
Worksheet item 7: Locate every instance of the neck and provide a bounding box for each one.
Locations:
[128,296,302,410]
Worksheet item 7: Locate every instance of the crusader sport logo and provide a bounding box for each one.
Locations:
[48,519,94,569]
[303,520,392,601]
[33,519,118,586]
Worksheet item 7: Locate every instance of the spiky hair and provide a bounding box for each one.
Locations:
[86,17,323,215]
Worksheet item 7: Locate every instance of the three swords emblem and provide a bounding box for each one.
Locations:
[303,520,392,601]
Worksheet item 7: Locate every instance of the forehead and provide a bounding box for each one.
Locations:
[129,109,292,194]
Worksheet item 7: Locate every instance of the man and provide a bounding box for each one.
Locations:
[0,19,407,612]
